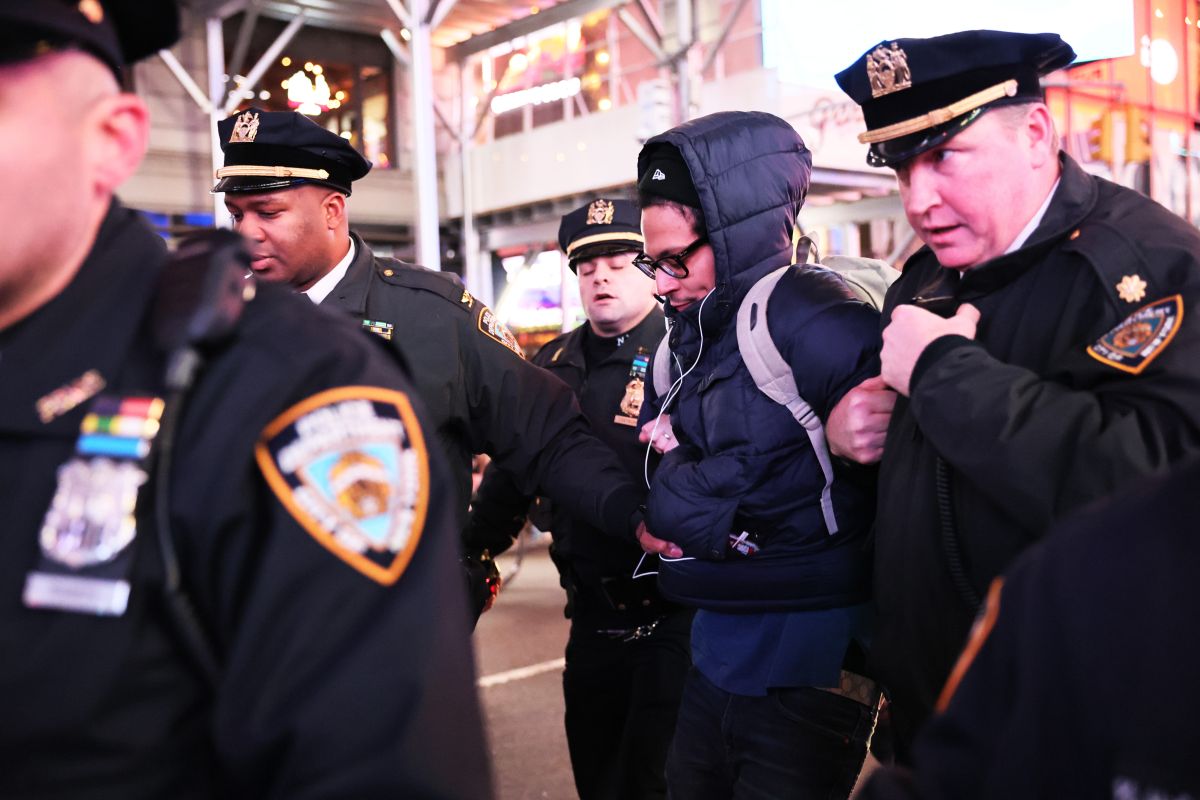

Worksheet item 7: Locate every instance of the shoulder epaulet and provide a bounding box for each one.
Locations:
[1060,222,1160,312]
[375,260,476,312]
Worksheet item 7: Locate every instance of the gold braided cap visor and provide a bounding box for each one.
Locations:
[214,165,331,180]
[566,231,645,258]
[858,79,1019,144]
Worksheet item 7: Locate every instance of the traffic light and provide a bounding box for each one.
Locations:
[1086,110,1114,163]
[1125,104,1153,163]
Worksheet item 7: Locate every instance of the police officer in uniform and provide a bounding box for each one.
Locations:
[832,30,1200,758]
[858,461,1200,798]
[467,199,692,800]
[213,110,643,546]
[0,3,489,796]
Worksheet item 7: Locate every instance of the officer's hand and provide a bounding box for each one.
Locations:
[461,550,503,622]
[636,521,683,559]
[827,376,896,464]
[882,303,980,397]
[639,415,679,454]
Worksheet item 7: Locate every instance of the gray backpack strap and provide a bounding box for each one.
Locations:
[736,265,840,536]
[651,331,673,406]
[819,255,900,311]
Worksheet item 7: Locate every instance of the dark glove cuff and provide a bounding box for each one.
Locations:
[911,335,978,393]
[600,483,644,543]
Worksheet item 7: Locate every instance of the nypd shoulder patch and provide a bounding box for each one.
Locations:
[477,305,525,358]
[256,387,430,585]
[1086,295,1184,375]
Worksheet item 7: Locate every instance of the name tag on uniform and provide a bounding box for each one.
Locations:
[23,395,164,616]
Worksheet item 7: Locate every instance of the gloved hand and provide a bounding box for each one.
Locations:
[461,549,502,623]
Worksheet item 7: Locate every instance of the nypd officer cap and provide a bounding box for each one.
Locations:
[0,0,179,76]
[558,198,645,273]
[835,30,1076,168]
[213,107,373,195]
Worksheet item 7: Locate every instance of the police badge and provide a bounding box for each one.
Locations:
[257,387,430,585]
[615,349,650,426]
[866,42,912,98]
[587,199,616,225]
[228,110,260,143]
[24,394,165,616]
[1087,295,1183,375]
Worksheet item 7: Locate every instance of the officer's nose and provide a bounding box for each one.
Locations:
[900,163,940,221]
[234,216,265,242]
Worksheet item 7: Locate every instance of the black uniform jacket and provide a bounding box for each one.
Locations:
[324,233,640,536]
[0,204,490,798]
[872,154,1200,750]
[466,309,674,626]
[860,461,1200,800]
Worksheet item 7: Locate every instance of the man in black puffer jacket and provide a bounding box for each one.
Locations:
[633,111,884,799]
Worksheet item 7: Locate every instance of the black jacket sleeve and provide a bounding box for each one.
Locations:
[459,304,641,541]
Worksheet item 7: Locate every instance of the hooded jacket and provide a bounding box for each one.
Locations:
[637,112,881,613]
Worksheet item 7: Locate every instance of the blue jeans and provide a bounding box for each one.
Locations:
[666,667,875,800]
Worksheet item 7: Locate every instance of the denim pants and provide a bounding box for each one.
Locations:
[666,666,875,800]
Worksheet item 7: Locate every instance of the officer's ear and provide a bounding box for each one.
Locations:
[1022,104,1057,169]
[321,191,348,231]
[86,92,150,195]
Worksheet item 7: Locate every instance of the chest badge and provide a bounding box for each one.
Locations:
[615,348,650,427]
[1116,274,1148,304]
[1087,295,1183,375]
[24,394,164,617]
[362,319,394,341]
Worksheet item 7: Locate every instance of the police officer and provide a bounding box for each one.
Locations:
[213,109,643,544]
[466,199,692,800]
[858,461,1200,798]
[833,30,1200,758]
[0,3,489,796]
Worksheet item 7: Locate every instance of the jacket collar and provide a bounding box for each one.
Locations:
[953,153,1098,299]
[324,230,374,314]
[0,201,165,436]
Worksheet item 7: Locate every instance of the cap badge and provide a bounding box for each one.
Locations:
[867,42,912,98]
[78,0,104,24]
[587,199,616,225]
[1116,274,1148,304]
[229,111,261,144]
[652,169,666,181]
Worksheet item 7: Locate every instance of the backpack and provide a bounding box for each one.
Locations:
[650,237,899,535]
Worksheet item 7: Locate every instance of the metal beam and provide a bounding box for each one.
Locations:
[410,0,442,270]
[446,0,627,62]
[617,8,667,63]
[385,0,414,31]
[700,0,750,75]
[226,0,260,87]
[158,49,215,116]
[634,0,664,41]
[222,10,306,115]
[429,0,460,30]
[206,17,231,229]
[381,27,411,68]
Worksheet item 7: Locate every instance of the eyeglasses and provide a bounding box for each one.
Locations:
[632,236,709,280]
